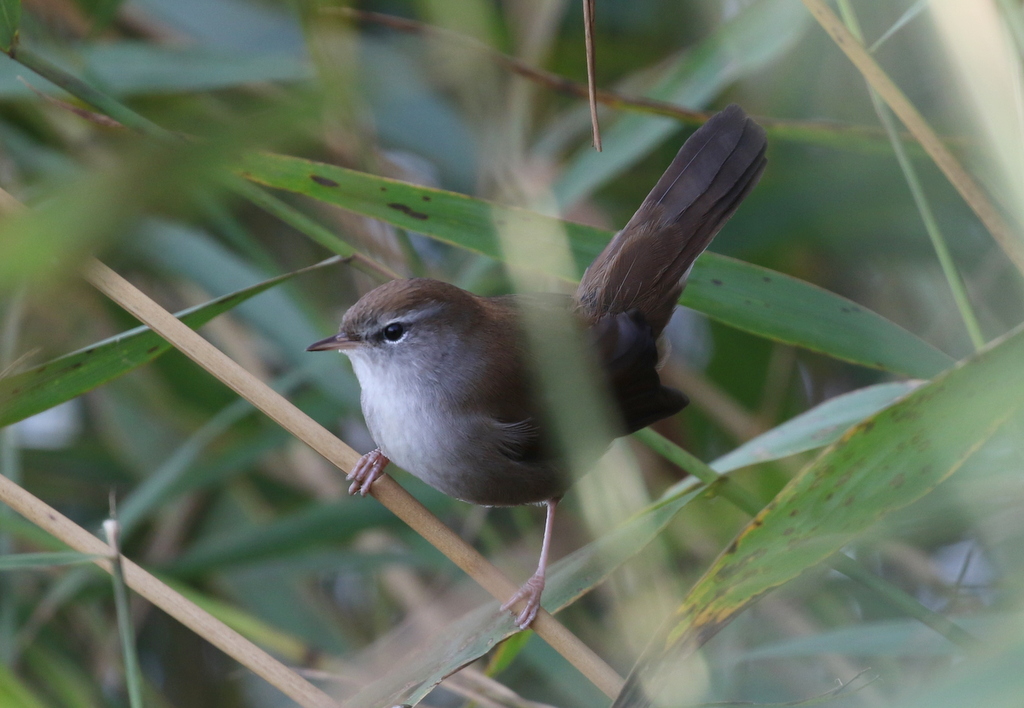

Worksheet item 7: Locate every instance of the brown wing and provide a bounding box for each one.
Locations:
[575,104,768,337]
[590,308,688,433]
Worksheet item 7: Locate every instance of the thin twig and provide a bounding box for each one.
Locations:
[581,0,601,151]
[834,0,984,351]
[336,7,916,150]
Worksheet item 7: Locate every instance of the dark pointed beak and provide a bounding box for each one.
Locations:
[306,333,361,352]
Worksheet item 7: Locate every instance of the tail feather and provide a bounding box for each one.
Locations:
[576,104,767,336]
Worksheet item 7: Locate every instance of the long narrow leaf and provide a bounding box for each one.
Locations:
[0,552,100,571]
[0,257,338,428]
[708,381,922,474]
[615,324,1024,707]
[240,152,954,378]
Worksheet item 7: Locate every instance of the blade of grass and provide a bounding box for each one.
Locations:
[0,552,101,570]
[103,518,143,708]
[702,381,923,475]
[0,0,19,54]
[117,370,306,536]
[836,0,985,351]
[799,0,1024,276]
[0,287,25,666]
[868,0,929,53]
[3,44,171,138]
[0,256,341,428]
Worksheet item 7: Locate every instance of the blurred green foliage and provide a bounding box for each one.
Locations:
[0,0,1022,707]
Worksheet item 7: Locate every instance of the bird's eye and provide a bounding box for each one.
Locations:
[382,323,405,342]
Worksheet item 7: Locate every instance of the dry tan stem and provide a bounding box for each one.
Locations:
[582,0,601,151]
[82,259,625,699]
[800,0,1024,276]
[0,472,339,708]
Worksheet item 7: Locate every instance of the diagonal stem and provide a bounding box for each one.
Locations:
[800,0,1024,276]
[834,0,984,351]
[82,258,626,699]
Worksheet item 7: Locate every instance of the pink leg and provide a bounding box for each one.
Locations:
[348,448,390,496]
[501,499,557,630]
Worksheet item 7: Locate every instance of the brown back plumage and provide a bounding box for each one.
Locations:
[574,105,767,433]
[575,104,768,337]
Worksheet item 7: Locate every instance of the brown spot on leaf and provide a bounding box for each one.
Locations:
[725,539,738,555]
[310,175,339,187]
[890,473,906,488]
[70,362,83,369]
[783,527,794,536]
[789,509,799,517]
[147,346,160,354]
[825,492,834,501]
[762,276,771,282]
[712,279,723,286]
[422,195,431,201]
[388,203,429,220]
[380,186,387,191]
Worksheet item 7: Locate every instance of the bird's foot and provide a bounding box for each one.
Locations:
[501,572,546,630]
[348,449,390,496]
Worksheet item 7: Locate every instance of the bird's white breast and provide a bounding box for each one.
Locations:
[345,351,463,492]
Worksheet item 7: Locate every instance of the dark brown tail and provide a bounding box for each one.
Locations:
[575,104,767,337]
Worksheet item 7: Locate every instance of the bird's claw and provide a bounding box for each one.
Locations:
[501,573,546,630]
[348,449,390,496]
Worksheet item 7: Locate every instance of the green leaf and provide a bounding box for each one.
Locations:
[741,615,1002,660]
[891,633,1024,708]
[0,552,100,571]
[0,257,338,428]
[614,324,1024,708]
[0,662,46,708]
[709,381,923,474]
[683,257,952,377]
[165,580,311,662]
[0,0,19,54]
[165,499,401,577]
[341,480,706,707]
[554,0,810,206]
[0,43,309,97]
[23,645,105,708]
[240,151,954,378]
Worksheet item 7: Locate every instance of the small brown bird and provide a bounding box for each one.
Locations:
[308,105,767,628]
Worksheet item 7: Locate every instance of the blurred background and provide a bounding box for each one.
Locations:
[1,0,1023,706]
